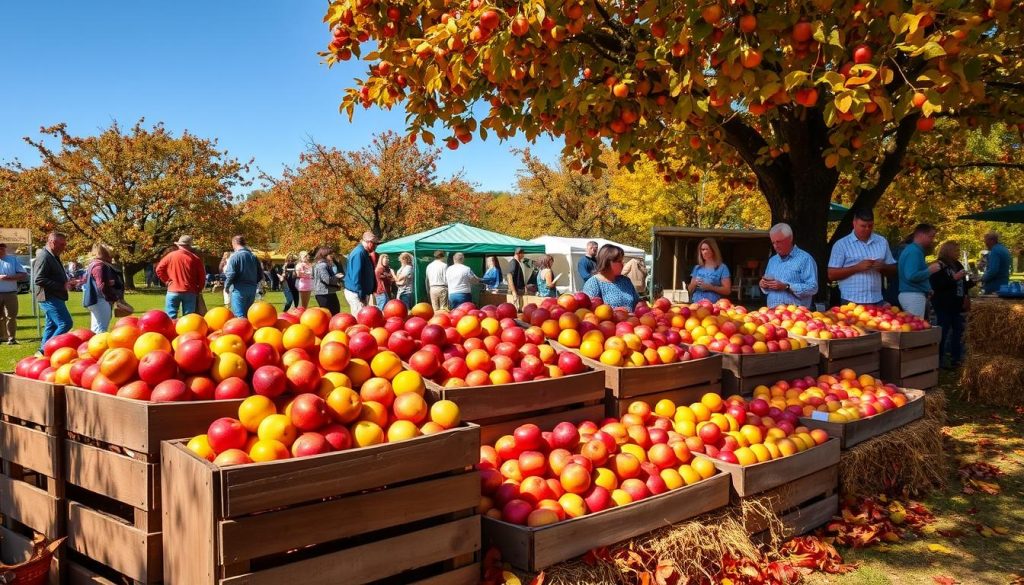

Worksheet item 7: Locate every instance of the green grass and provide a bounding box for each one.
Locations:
[0,289,303,371]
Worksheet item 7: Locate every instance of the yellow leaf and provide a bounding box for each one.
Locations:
[836,93,853,113]
[994,526,1010,535]
[502,571,522,585]
[928,544,954,554]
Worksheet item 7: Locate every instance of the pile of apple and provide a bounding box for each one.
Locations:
[752,369,913,424]
[756,305,867,340]
[521,295,710,367]
[480,410,720,526]
[828,303,931,332]
[672,393,830,466]
[670,300,809,355]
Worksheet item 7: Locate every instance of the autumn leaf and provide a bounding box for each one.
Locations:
[928,543,954,554]
[932,576,960,585]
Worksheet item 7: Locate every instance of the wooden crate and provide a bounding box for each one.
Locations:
[741,466,839,539]
[424,370,606,444]
[548,341,724,416]
[719,346,820,395]
[479,403,605,446]
[879,327,942,350]
[704,438,841,498]
[161,424,481,585]
[483,473,730,572]
[799,390,925,449]
[891,369,940,392]
[63,386,244,584]
[879,329,941,389]
[794,332,881,376]
[0,375,66,541]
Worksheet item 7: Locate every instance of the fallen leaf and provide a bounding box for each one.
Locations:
[994,526,1010,535]
[933,576,960,585]
[502,571,522,585]
[928,543,954,554]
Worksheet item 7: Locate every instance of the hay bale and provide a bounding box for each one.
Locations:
[541,509,763,585]
[958,351,1024,406]
[923,389,948,427]
[965,300,1024,357]
[838,418,946,499]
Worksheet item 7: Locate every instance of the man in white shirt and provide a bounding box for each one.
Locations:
[827,208,896,305]
[0,243,28,345]
[425,250,449,311]
[446,253,479,308]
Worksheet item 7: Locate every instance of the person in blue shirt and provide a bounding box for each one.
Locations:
[582,244,639,309]
[223,235,263,318]
[981,232,1012,293]
[687,238,731,303]
[344,231,378,314]
[0,242,28,345]
[480,255,502,289]
[576,241,598,288]
[897,224,939,317]
[760,223,818,308]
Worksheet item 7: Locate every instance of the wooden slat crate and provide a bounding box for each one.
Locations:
[424,370,606,444]
[483,473,731,572]
[547,341,724,417]
[0,374,66,544]
[63,386,244,584]
[793,333,882,376]
[161,424,482,585]
[879,328,941,390]
[799,389,925,449]
[718,346,820,396]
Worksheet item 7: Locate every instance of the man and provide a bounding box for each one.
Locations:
[576,241,598,287]
[897,224,939,317]
[344,231,378,314]
[981,231,1011,293]
[622,257,648,297]
[156,235,206,318]
[33,232,72,354]
[446,253,479,307]
[0,243,28,345]
[827,209,896,305]
[760,223,818,308]
[506,248,527,309]
[223,235,262,317]
[425,250,449,311]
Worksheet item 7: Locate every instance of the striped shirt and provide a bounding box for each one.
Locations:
[828,232,894,304]
[762,246,818,308]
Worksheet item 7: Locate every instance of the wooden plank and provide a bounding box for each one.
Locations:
[218,472,477,564]
[821,351,880,376]
[66,561,118,585]
[0,420,61,478]
[408,564,481,585]
[799,390,925,449]
[66,502,162,583]
[221,425,479,517]
[719,346,820,377]
[484,473,731,572]
[479,404,604,446]
[722,365,820,396]
[0,474,63,538]
[879,327,941,350]
[161,441,219,585]
[65,387,242,456]
[606,382,721,417]
[219,516,481,585]
[0,374,64,428]
[796,332,881,359]
[881,345,940,378]
[740,466,837,534]
[777,494,839,538]
[424,370,605,422]
[894,369,939,391]
[65,440,156,510]
[706,438,841,497]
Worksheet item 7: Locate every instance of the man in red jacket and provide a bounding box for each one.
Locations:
[156,235,206,318]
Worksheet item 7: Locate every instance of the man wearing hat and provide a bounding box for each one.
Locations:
[0,242,28,345]
[156,235,207,318]
[344,231,379,314]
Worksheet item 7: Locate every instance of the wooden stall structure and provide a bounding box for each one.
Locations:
[879,329,941,391]
[719,346,821,396]
[794,333,882,377]
[652,227,771,305]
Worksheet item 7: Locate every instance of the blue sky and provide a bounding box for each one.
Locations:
[0,1,562,193]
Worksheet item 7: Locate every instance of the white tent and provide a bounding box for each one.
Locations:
[529,236,646,293]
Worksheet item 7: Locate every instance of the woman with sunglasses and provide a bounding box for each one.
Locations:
[581,244,640,309]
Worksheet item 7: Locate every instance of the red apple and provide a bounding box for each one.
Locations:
[214,377,251,400]
[151,379,190,402]
[137,350,178,386]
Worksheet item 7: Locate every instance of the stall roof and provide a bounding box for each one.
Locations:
[377,223,545,255]
[958,203,1024,223]
[652,227,770,239]
[529,235,646,256]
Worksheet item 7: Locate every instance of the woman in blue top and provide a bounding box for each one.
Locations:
[687,238,732,303]
[480,255,502,289]
[582,245,640,309]
[535,255,557,298]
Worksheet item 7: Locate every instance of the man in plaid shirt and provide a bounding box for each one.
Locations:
[827,209,896,305]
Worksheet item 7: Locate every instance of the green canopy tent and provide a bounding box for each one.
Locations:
[958,203,1024,223]
[828,202,850,222]
[376,223,545,303]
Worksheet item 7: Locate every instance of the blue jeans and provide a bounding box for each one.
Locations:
[399,291,413,310]
[39,299,73,353]
[87,299,112,334]
[376,294,388,310]
[935,308,965,366]
[449,292,472,307]
[229,285,257,318]
[283,285,295,311]
[165,292,197,319]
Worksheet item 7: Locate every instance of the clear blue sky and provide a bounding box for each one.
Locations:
[0,1,561,193]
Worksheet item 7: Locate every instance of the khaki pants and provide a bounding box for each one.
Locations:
[0,292,18,341]
[429,287,449,312]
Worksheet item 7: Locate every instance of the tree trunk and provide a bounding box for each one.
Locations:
[122,262,145,291]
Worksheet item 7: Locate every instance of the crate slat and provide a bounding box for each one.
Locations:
[775,494,839,539]
[0,474,63,538]
[424,370,605,422]
[67,502,162,583]
[879,327,941,350]
[706,439,841,497]
[65,440,157,511]
[795,332,881,359]
[893,369,939,391]
[161,440,219,585]
[722,365,821,396]
[719,346,820,377]
[0,375,64,429]
[799,390,925,449]
[408,564,481,585]
[739,466,837,534]
[880,345,940,379]
[0,421,61,478]
[820,352,880,376]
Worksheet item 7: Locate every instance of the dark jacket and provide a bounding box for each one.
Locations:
[83,260,124,307]
[508,258,526,291]
[930,259,975,314]
[33,248,68,302]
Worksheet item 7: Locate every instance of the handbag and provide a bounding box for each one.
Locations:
[196,293,208,315]
[114,299,134,318]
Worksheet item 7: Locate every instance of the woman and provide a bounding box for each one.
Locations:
[374,254,396,310]
[311,247,341,315]
[687,238,731,303]
[82,243,124,333]
[295,251,313,308]
[218,251,232,306]
[480,255,503,289]
[281,254,298,311]
[535,255,557,298]
[395,252,415,309]
[582,244,640,309]
[930,240,974,368]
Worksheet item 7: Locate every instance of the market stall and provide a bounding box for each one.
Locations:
[528,235,646,293]
[652,227,771,304]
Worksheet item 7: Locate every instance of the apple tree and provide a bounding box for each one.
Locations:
[321,0,1024,283]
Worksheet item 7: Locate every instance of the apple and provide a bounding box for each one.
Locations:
[215,377,251,400]
[151,379,190,402]
[386,330,416,359]
[138,350,178,386]
[556,351,585,375]
[357,306,385,328]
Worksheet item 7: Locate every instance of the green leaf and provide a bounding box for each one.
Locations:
[818,71,846,90]
[912,41,946,60]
